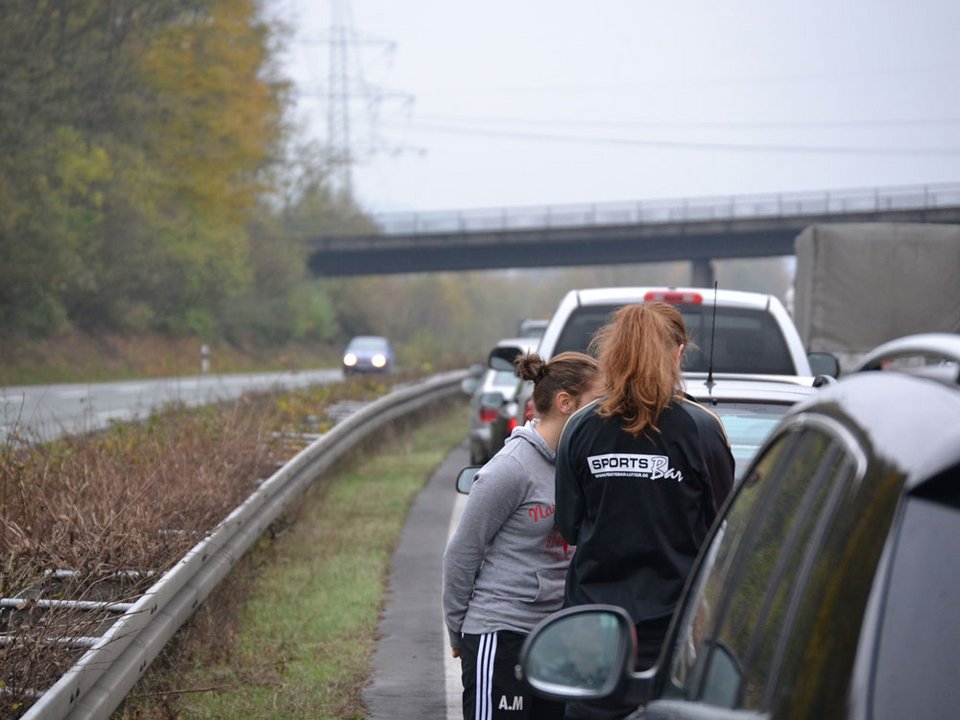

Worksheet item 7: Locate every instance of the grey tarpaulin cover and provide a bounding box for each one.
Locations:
[793,223,960,353]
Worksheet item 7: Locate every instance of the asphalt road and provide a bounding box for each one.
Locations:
[0,369,343,443]
[364,438,469,720]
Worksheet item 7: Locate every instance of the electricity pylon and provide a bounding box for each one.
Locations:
[301,0,414,202]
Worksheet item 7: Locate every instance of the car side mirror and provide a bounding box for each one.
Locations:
[519,605,655,706]
[489,345,523,372]
[808,352,840,378]
[456,466,481,494]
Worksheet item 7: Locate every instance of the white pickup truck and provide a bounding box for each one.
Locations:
[492,286,839,428]
[537,287,834,375]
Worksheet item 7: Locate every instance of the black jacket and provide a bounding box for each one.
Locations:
[555,397,735,624]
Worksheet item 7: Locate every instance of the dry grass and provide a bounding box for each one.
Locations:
[0,330,343,386]
[115,403,469,720]
[0,376,392,718]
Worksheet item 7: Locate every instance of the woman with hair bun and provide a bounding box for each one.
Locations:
[555,302,735,720]
[444,351,603,720]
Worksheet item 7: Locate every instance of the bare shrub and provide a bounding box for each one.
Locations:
[0,399,276,716]
[0,377,392,717]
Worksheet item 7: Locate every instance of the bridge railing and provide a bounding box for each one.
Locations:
[371,182,960,235]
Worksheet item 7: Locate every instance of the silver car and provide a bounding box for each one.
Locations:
[682,373,828,481]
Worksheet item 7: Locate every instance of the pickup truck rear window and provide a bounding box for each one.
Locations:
[552,304,795,375]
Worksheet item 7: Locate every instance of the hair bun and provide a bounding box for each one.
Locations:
[514,353,547,383]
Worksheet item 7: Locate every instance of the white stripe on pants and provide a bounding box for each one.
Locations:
[475,632,498,720]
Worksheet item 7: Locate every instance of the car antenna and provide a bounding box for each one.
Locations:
[706,281,718,393]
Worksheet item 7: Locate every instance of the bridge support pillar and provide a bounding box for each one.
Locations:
[691,259,715,288]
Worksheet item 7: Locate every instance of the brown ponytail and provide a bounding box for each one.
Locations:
[590,302,687,436]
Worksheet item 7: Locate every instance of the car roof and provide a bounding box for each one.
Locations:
[569,287,774,311]
[785,371,960,492]
[493,336,539,353]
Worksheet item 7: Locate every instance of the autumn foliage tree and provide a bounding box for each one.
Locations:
[0,0,344,342]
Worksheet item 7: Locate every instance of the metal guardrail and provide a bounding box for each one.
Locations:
[368,182,960,236]
[21,370,468,720]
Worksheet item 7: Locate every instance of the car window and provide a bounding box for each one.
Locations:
[668,423,859,710]
[551,304,794,374]
[872,481,960,720]
[728,443,853,708]
[668,431,795,696]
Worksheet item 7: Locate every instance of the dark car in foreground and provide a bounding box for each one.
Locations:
[519,333,960,720]
[342,335,395,375]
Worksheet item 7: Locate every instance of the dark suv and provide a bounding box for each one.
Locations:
[519,333,960,720]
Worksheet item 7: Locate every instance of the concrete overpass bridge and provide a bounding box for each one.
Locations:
[306,182,960,285]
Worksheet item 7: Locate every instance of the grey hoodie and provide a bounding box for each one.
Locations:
[442,423,572,651]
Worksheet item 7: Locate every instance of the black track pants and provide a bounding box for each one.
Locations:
[460,630,565,720]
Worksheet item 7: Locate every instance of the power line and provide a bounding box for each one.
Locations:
[384,119,960,156]
[408,112,960,131]
[401,61,960,97]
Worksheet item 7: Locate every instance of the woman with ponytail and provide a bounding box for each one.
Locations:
[444,351,602,720]
[555,302,735,720]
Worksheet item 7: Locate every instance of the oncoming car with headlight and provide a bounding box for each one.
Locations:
[342,335,395,375]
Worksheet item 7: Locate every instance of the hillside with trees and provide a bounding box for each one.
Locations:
[0,1,792,384]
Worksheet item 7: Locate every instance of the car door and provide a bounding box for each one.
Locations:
[641,414,866,720]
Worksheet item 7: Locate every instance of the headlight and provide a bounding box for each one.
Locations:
[343,352,358,367]
[371,353,387,368]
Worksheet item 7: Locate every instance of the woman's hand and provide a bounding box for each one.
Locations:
[451,647,461,659]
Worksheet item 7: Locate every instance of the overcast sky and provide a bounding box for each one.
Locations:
[272,0,960,213]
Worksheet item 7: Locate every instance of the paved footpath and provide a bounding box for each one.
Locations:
[364,439,469,720]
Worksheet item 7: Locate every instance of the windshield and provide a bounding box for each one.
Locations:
[348,337,390,351]
[553,304,795,375]
[710,402,794,480]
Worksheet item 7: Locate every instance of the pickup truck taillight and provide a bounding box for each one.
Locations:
[644,290,703,304]
[479,408,499,423]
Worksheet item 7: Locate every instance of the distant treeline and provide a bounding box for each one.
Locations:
[0,2,794,369]
[0,0,371,344]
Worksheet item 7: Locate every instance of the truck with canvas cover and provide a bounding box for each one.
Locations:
[792,223,960,372]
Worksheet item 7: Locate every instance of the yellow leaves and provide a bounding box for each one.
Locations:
[50,127,112,205]
[141,0,281,224]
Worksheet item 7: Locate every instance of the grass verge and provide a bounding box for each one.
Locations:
[116,401,468,720]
